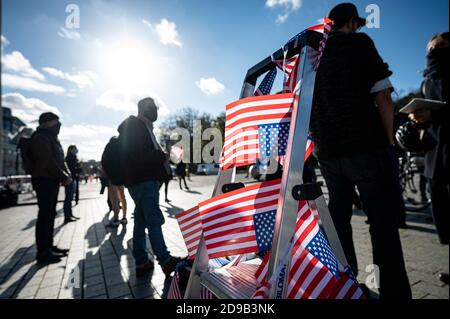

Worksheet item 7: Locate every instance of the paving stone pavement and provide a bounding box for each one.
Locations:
[0,174,448,299]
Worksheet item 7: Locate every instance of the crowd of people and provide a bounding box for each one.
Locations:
[22,2,447,299]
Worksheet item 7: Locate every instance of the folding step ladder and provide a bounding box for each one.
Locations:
[184,29,348,299]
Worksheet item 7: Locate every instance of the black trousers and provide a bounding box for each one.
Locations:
[32,177,59,255]
[430,178,449,245]
[319,147,411,299]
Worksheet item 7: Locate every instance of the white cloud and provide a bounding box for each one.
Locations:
[96,89,170,115]
[1,92,61,125]
[143,18,182,47]
[2,73,66,94]
[265,0,302,23]
[59,125,117,161]
[1,50,46,80]
[195,77,225,95]
[57,27,81,40]
[42,67,98,90]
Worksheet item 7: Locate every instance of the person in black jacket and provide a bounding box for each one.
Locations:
[119,97,181,277]
[175,160,190,190]
[64,145,81,223]
[310,3,411,299]
[29,112,72,264]
[409,32,449,285]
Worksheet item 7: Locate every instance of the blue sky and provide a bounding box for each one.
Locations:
[1,0,448,160]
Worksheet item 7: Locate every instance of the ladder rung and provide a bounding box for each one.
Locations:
[200,263,260,299]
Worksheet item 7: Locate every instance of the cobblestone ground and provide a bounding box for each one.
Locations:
[0,174,448,299]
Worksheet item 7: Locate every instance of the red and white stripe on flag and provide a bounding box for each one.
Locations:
[221,94,294,170]
[286,200,339,299]
[168,272,183,299]
[328,270,366,299]
[198,179,282,259]
[175,206,202,259]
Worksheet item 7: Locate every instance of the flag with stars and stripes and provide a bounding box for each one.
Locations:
[167,272,182,299]
[273,55,299,93]
[198,179,281,259]
[175,206,201,259]
[286,200,341,299]
[221,93,294,170]
[221,93,315,170]
[254,68,277,96]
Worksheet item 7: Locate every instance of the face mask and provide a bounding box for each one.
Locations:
[143,107,158,122]
[49,122,61,136]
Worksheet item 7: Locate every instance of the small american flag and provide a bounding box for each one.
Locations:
[176,206,201,259]
[254,68,277,96]
[221,93,294,170]
[200,286,215,299]
[286,200,340,299]
[167,272,182,299]
[199,179,281,259]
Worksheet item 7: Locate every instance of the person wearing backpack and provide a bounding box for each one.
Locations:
[113,97,181,277]
[28,112,72,264]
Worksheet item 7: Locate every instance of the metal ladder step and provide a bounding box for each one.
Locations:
[200,262,261,299]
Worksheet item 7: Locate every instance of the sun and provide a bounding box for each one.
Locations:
[98,38,162,91]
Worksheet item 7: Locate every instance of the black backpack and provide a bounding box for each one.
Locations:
[17,137,33,174]
[101,136,125,186]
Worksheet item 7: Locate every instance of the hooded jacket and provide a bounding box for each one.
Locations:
[29,128,70,182]
[118,116,167,187]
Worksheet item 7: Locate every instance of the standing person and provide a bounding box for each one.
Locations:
[119,97,181,277]
[106,185,128,227]
[176,160,189,190]
[310,3,411,299]
[28,112,72,264]
[409,32,449,285]
[64,145,81,223]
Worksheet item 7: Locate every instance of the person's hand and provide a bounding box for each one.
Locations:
[62,177,73,186]
[409,109,432,123]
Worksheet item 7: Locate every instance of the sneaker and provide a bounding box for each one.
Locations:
[161,257,182,277]
[106,219,120,227]
[136,261,154,277]
[70,215,80,220]
[120,217,128,225]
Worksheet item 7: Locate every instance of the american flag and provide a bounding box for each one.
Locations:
[176,206,201,259]
[286,200,340,299]
[221,93,294,170]
[200,286,215,299]
[274,55,299,93]
[253,201,364,299]
[254,68,277,96]
[167,272,183,299]
[314,17,333,70]
[199,179,281,259]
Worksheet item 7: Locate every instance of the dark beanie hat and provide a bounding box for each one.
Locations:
[38,112,59,125]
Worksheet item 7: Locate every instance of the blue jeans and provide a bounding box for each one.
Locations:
[64,181,75,219]
[128,181,171,266]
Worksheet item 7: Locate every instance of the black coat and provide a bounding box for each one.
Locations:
[118,116,167,187]
[421,47,449,181]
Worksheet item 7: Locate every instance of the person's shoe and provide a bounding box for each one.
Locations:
[165,198,171,203]
[51,246,69,256]
[136,261,154,277]
[161,257,182,277]
[36,250,62,265]
[106,219,120,227]
[439,273,449,285]
[120,217,128,225]
[185,187,190,191]
[64,216,77,224]
[70,215,80,220]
